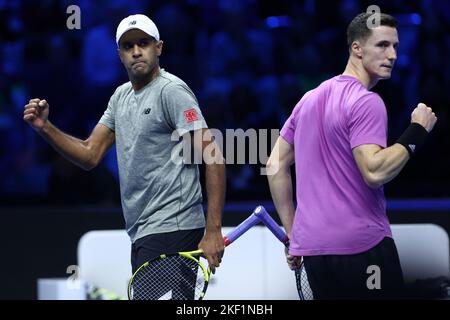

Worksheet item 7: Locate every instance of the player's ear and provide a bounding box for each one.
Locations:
[155,40,163,57]
[117,48,124,63]
[351,40,363,58]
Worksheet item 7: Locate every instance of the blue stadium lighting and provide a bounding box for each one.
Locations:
[266,16,292,29]
[387,199,450,211]
[396,13,422,26]
[222,199,450,213]
[397,55,409,67]
[410,13,422,25]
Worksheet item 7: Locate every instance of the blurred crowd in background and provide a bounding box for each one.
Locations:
[0,0,449,207]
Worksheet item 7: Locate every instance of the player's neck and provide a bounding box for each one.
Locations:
[131,66,161,91]
[343,58,378,90]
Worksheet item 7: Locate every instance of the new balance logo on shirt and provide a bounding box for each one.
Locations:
[408,144,416,152]
[143,108,151,114]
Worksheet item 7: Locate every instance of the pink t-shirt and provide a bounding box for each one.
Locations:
[280,75,392,256]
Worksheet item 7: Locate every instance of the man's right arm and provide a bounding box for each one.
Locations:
[266,136,302,270]
[266,136,295,238]
[23,98,115,170]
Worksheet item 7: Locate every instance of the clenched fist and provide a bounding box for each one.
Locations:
[23,98,49,132]
[411,103,437,133]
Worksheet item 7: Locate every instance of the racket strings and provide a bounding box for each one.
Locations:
[131,255,206,300]
[295,263,314,300]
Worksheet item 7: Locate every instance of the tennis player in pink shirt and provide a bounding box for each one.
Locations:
[267,12,437,299]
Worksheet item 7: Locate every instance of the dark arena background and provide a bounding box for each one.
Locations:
[0,0,449,300]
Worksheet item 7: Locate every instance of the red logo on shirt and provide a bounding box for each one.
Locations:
[184,108,198,123]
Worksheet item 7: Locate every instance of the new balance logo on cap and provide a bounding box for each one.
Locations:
[408,144,416,152]
[116,14,160,46]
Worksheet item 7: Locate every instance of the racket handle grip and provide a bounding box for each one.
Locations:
[224,211,261,246]
[254,205,289,245]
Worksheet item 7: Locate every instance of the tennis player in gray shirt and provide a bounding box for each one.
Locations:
[23,14,225,276]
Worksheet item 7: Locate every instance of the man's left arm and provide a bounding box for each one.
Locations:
[192,128,226,273]
[162,84,225,271]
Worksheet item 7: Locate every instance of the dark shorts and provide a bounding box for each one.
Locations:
[303,237,405,299]
[131,228,205,273]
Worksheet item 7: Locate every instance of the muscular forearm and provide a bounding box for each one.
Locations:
[363,143,410,188]
[39,121,95,170]
[205,162,225,232]
[267,169,295,237]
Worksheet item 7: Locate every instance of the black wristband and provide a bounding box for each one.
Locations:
[396,123,429,156]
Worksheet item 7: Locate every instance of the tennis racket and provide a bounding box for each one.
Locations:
[128,208,262,300]
[254,205,314,300]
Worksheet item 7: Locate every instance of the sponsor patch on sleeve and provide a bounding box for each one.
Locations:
[184,108,199,123]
